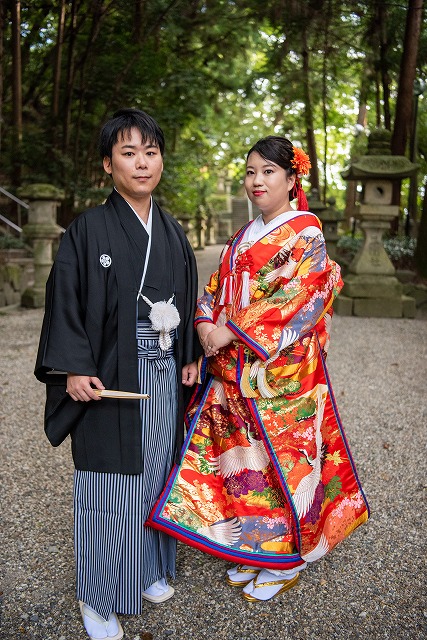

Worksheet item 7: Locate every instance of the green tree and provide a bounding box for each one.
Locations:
[0,0,425,243]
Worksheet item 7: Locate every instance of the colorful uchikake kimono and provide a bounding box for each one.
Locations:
[148,211,370,571]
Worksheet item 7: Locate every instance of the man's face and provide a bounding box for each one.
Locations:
[103,127,163,206]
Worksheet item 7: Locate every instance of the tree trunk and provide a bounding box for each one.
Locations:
[72,1,109,180]
[11,0,22,186]
[391,0,424,156]
[133,0,145,43]
[321,3,332,203]
[301,27,320,193]
[344,77,368,229]
[414,177,427,277]
[62,0,78,155]
[375,72,381,127]
[377,1,391,129]
[391,0,423,231]
[52,0,66,123]
[84,0,182,173]
[0,0,5,156]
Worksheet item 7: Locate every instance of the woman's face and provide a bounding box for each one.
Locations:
[245,151,296,220]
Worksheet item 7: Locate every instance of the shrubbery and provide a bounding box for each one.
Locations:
[0,236,27,250]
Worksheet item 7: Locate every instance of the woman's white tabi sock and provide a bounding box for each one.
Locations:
[267,562,307,579]
[243,566,305,601]
[227,564,258,578]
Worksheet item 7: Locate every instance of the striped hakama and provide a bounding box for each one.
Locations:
[74,323,177,619]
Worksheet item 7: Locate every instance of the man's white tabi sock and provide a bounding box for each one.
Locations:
[81,603,120,639]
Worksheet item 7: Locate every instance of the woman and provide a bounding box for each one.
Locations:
[148,136,369,602]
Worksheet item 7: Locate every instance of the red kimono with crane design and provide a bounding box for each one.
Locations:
[148,212,369,569]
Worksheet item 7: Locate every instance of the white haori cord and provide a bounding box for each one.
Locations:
[131,198,180,351]
[139,294,180,351]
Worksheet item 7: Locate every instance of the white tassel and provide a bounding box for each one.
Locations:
[216,308,227,327]
[219,277,227,306]
[250,359,261,379]
[140,294,180,351]
[227,276,234,304]
[240,271,250,309]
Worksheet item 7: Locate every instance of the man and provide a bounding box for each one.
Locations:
[35,108,199,640]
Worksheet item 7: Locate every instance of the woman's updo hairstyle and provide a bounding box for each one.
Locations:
[246,135,310,211]
[246,136,295,176]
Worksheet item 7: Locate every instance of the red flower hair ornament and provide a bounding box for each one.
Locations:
[291,147,311,177]
[291,146,312,211]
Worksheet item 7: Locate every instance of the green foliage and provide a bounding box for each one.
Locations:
[195,437,212,456]
[384,236,417,270]
[325,475,342,501]
[1,0,426,251]
[0,236,27,250]
[208,194,229,214]
[296,397,317,421]
[251,487,282,508]
[199,458,213,475]
[336,234,363,262]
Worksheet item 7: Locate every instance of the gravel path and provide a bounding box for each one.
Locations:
[1,246,426,640]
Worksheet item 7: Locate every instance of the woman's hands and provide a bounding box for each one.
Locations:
[202,325,235,356]
[197,322,217,352]
[66,374,105,402]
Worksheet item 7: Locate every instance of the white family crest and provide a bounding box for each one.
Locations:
[99,254,112,268]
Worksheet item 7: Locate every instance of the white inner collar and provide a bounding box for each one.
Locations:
[245,209,299,243]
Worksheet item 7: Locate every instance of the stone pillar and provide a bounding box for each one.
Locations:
[17,183,64,308]
[204,204,217,246]
[210,177,233,244]
[320,198,344,262]
[216,211,232,244]
[337,130,417,318]
[231,197,257,235]
[194,204,207,250]
[177,213,196,248]
[342,200,404,318]
[308,190,344,262]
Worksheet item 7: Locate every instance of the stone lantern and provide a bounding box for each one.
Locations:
[194,204,207,250]
[336,130,417,318]
[17,183,64,308]
[307,189,344,261]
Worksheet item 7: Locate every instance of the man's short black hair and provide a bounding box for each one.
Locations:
[99,108,165,159]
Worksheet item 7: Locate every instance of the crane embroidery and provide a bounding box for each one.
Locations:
[292,385,327,520]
